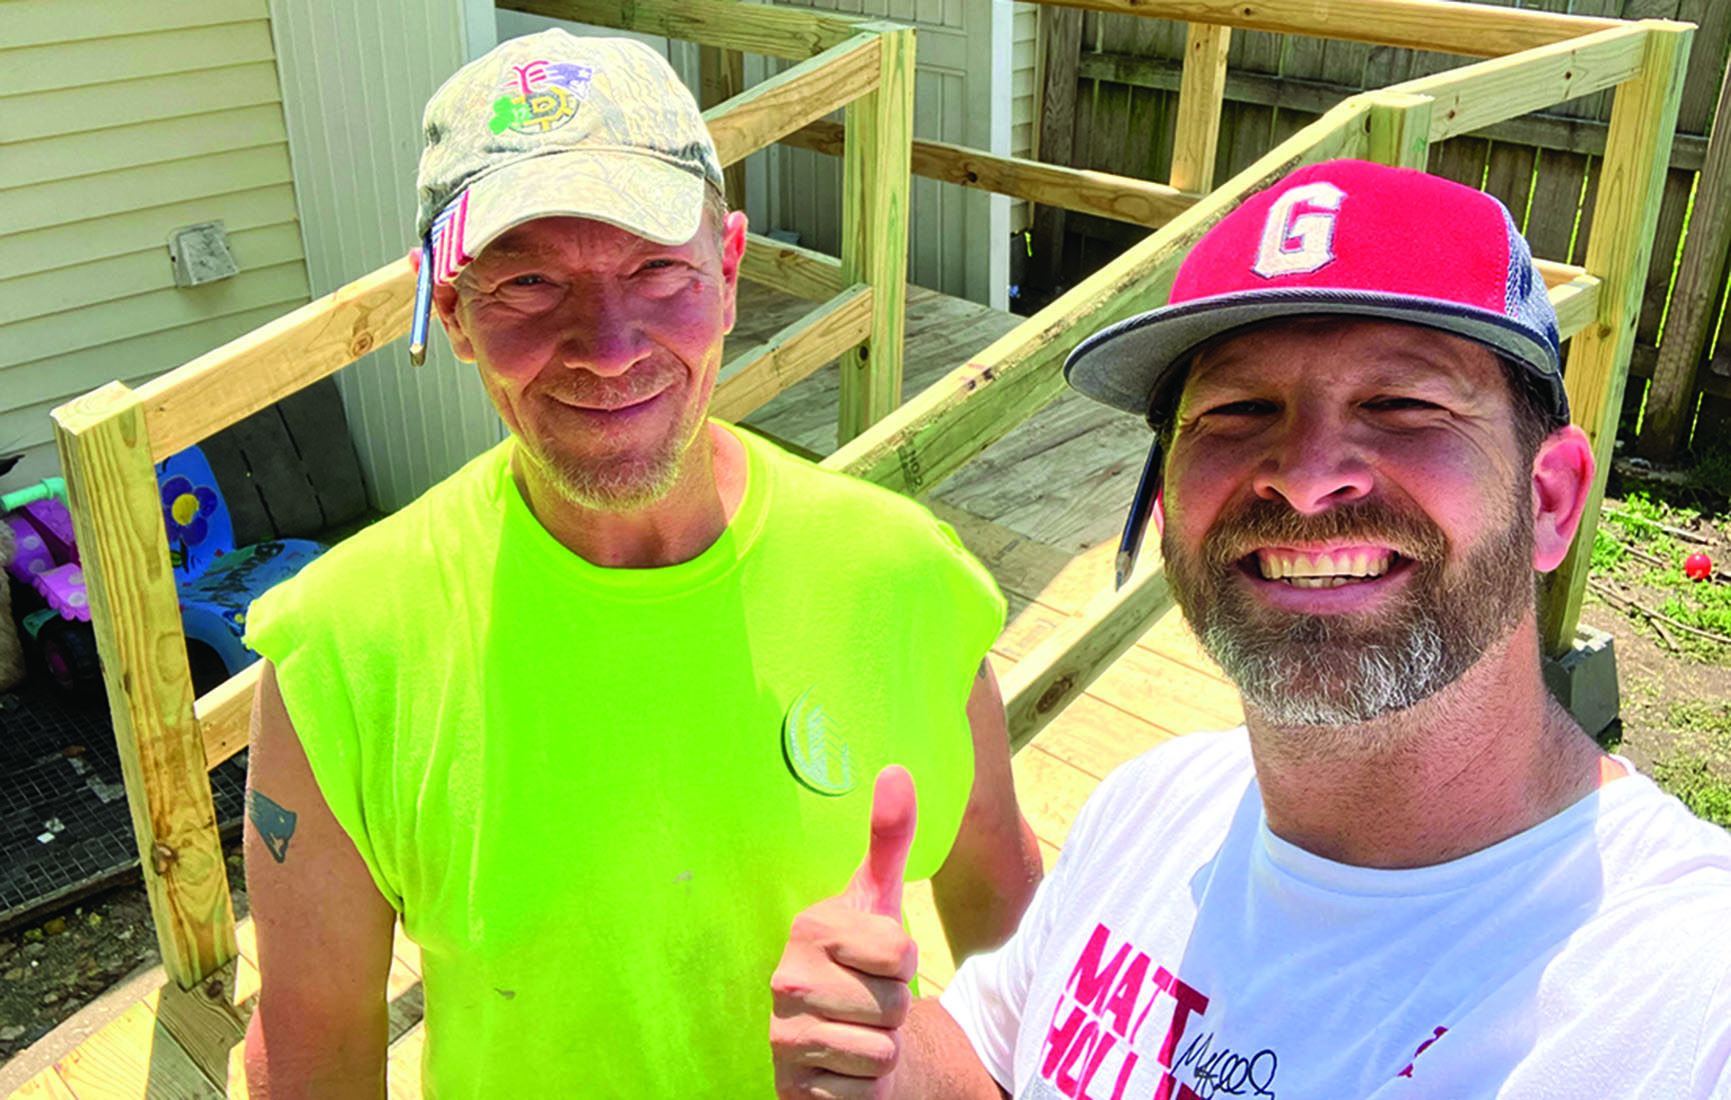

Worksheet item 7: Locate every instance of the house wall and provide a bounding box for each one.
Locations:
[0,0,313,496]
[269,0,505,514]
[1010,1,1037,234]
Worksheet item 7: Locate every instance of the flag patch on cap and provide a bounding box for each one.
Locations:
[430,190,472,283]
[490,60,593,135]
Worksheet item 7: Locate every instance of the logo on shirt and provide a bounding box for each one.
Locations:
[782,685,856,796]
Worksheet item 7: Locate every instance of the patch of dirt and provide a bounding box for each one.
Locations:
[0,840,246,1066]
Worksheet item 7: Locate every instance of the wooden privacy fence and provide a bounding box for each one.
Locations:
[45,1,914,1083]
[45,0,1688,1089]
[1018,0,1731,459]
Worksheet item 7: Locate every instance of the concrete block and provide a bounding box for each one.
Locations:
[1543,625,1619,739]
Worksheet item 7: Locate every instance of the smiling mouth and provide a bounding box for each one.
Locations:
[1247,547,1405,589]
[566,389,665,413]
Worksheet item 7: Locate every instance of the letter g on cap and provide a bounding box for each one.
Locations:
[1254,181,1345,278]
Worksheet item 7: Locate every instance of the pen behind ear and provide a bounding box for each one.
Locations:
[409,234,434,366]
[1116,435,1162,590]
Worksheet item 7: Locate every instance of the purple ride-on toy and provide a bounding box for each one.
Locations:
[2,445,325,695]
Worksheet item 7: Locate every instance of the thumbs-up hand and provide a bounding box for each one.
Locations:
[771,766,920,1098]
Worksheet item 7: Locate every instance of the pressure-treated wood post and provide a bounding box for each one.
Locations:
[1636,54,1731,461]
[50,382,238,990]
[1169,22,1232,193]
[1365,91,1434,170]
[838,23,916,443]
[1542,21,1694,654]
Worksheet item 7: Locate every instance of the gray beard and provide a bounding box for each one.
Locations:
[1166,490,1534,730]
[520,409,703,513]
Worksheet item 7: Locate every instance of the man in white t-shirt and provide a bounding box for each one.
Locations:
[767,159,1731,1099]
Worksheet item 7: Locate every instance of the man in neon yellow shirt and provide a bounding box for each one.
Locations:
[241,30,1041,1098]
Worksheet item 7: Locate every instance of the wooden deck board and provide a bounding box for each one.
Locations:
[17,280,1243,1099]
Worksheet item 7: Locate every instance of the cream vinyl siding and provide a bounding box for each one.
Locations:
[269,0,505,513]
[0,0,312,493]
[1010,1,1037,233]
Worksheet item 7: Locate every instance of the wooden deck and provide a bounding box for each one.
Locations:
[3,283,1241,1099]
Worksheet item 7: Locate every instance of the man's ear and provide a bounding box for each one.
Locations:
[1152,486,1166,540]
[432,280,476,363]
[720,209,747,335]
[1531,424,1595,572]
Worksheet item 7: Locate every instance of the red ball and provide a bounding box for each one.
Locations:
[1684,552,1712,581]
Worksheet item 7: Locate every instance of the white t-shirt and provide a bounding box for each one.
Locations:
[942,728,1731,1099]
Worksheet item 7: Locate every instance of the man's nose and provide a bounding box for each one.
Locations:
[555,290,648,376]
[1250,406,1374,514]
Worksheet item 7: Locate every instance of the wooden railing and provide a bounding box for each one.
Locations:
[783,7,1689,743]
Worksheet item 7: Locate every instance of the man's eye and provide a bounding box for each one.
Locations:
[1366,397,1439,411]
[509,274,548,287]
[640,258,678,272]
[1205,399,1276,417]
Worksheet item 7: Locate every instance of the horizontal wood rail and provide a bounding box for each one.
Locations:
[497,0,865,60]
[197,662,260,770]
[740,232,847,300]
[1073,52,1709,172]
[1391,22,1653,143]
[138,260,416,463]
[1025,0,1621,58]
[782,120,1199,228]
[1003,562,1174,751]
[1550,274,1603,341]
[712,284,875,421]
[825,98,1376,495]
[705,32,881,166]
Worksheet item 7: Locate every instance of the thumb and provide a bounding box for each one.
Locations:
[844,765,917,919]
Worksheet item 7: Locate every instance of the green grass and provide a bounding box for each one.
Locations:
[1595,490,1729,659]
[1650,700,1731,829]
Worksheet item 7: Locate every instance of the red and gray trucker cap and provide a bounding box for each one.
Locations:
[1063,159,1569,430]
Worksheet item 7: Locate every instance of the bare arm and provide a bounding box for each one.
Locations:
[893,999,1010,1099]
[244,660,397,1100]
[931,660,1042,962]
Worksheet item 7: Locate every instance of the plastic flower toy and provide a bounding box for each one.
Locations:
[161,474,220,548]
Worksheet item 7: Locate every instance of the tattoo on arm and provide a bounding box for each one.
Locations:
[248,790,299,864]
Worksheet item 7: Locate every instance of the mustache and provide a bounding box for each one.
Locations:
[541,362,681,407]
[1200,496,1450,569]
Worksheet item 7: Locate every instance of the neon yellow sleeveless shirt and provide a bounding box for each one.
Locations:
[245,426,1004,1098]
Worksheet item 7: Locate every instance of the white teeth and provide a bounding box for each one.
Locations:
[1257,548,1396,584]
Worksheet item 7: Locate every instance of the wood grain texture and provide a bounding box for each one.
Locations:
[193,662,259,771]
[1391,22,1650,142]
[1543,22,1693,653]
[780,119,1198,227]
[1028,0,1619,58]
[135,259,414,463]
[496,0,864,60]
[1365,91,1435,168]
[703,33,882,167]
[51,384,237,990]
[837,26,916,442]
[712,285,875,422]
[739,232,846,301]
[1170,22,1232,191]
[1004,561,1175,751]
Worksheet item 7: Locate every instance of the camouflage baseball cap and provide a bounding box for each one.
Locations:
[416,30,725,282]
